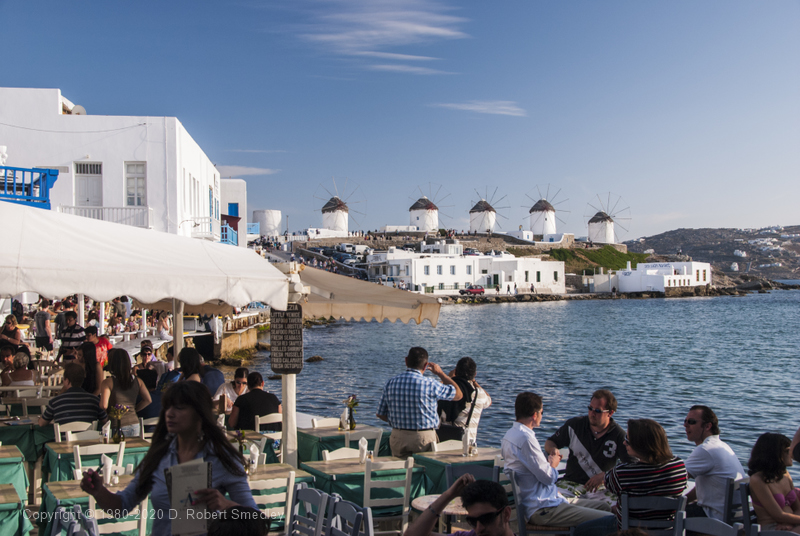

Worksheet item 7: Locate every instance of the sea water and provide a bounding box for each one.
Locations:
[252,289,800,470]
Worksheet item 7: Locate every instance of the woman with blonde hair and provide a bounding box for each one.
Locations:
[0,315,22,350]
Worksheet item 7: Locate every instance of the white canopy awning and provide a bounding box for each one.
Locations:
[297,265,441,327]
[0,201,289,310]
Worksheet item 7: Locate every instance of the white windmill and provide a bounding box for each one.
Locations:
[313,178,366,234]
[468,187,510,234]
[409,183,453,233]
[524,185,570,238]
[584,193,631,244]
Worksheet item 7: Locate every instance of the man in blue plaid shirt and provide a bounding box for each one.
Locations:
[377,347,463,458]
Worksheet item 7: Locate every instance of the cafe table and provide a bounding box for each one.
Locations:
[42,439,152,482]
[412,447,502,494]
[411,494,468,534]
[38,475,150,536]
[0,446,30,504]
[0,483,32,536]
[299,457,431,513]
[297,424,391,462]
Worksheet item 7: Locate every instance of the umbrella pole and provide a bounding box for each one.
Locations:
[282,373,297,467]
[99,302,106,336]
[173,299,184,352]
[77,294,85,327]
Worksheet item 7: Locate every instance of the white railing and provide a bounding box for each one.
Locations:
[190,217,221,242]
[58,205,153,228]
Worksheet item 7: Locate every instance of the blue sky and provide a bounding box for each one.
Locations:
[3,0,798,239]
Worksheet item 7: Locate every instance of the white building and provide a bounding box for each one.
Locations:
[321,196,348,233]
[469,199,497,233]
[0,87,245,244]
[588,211,615,244]
[367,240,565,295]
[219,179,247,248]
[409,196,439,232]
[529,199,556,236]
[253,209,282,237]
[589,261,712,293]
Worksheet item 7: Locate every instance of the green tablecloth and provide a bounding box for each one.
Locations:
[297,426,391,462]
[0,423,56,462]
[42,443,151,482]
[412,448,501,494]
[0,450,30,505]
[299,460,431,514]
[0,503,33,536]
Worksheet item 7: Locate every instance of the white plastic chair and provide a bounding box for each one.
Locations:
[431,440,462,452]
[322,447,361,461]
[285,482,329,536]
[54,421,98,443]
[345,429,383,451]
[250,471,295,522]
[138,417,159,441]
[72,442,126,480]
[312,417,341,428]
[65,430,103,441]
[363,457,414,536]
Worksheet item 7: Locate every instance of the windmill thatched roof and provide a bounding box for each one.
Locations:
[469,199,496,213]
[589,211,614,224]
[529,199,555,213]
[409,196,438,211]
[321,196,349,213]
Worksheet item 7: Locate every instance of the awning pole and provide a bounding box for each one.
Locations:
[99,302,106,336]
[77,294,85,328]
[173,299,184,352]
[282,374,297,467]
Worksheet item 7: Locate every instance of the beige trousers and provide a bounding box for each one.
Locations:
[389,429,437,459]
[530,499,612,527]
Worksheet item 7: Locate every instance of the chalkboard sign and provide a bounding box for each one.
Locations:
[270,303,304,374]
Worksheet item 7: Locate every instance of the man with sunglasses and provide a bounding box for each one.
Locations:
[213,367,250,414]
[503,392,612,529]
[544,389,629,493]
[406,474,514,536]
[683,405,744,520]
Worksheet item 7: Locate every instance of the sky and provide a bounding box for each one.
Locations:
[2,0,799,240]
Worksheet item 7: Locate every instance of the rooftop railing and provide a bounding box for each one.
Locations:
[58,205,153,228]
[1,166,59,209]
[247,222,260,235]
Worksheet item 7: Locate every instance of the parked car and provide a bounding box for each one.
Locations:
[459,285,485,295]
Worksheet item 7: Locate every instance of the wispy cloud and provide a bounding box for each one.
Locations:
[226,149,287,154]
[294,0,468,74]
[216,165,280,177]
[369,64,453,75]
[431,100,527,117]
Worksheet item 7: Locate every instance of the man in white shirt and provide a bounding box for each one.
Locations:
[684,405,745,520]
[501,392,611,528]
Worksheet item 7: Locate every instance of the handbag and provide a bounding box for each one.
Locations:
[436,384,478,442]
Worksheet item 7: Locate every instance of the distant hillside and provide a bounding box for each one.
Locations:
[625,225,800,279]
[548,246,649,275]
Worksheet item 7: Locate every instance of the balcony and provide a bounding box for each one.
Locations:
[1,166,59,209]
[221,223,238,246]
[58,206,154,228]
[247,222,260,235]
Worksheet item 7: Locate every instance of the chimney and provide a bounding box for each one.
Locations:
[626,261,632,271]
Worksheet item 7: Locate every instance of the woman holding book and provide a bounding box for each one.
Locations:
[81,381,256,536]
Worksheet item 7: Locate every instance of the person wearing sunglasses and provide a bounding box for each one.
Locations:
[544,389,630,495]
[406,474,514,536]
[683,405,744,520]
[213,367,250,414]
[502,392,612,530]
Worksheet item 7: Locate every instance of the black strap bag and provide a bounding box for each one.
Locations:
[436,385,478,442]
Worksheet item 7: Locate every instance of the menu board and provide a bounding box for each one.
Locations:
[270,303,304,374]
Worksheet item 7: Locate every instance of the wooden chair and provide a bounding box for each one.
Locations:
[138,417,159,441]
[72,442,126,480]
[88,493,149,536]
[285,483,329,536]
[345,428,383,451]
[326,498,374,536]
[255,414,283,462]
[673,511,741,536]
[619,493,687,536]
[54,421,98,443]
[66,430,103,441]
[250,471,295,523]
[431,440,462,452]
[322,448,361,461]
[722,477,754,528]
[508,469,573,536]
[312,417,341,428]
[363,457,414,536]
[27,396,54,414]
[738,481,759,536]
[1,398,26,417]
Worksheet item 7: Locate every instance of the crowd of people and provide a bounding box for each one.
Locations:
[378,346,800,536]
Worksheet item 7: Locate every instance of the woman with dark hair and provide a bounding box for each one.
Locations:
[213,367,249,414]
[178,347,204,383]
[748,433,800,532]
[77,341,103,395]
[440,357,492,443]
[80,382,256,536]
[99,349,151,437]
[575,419,686,536]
